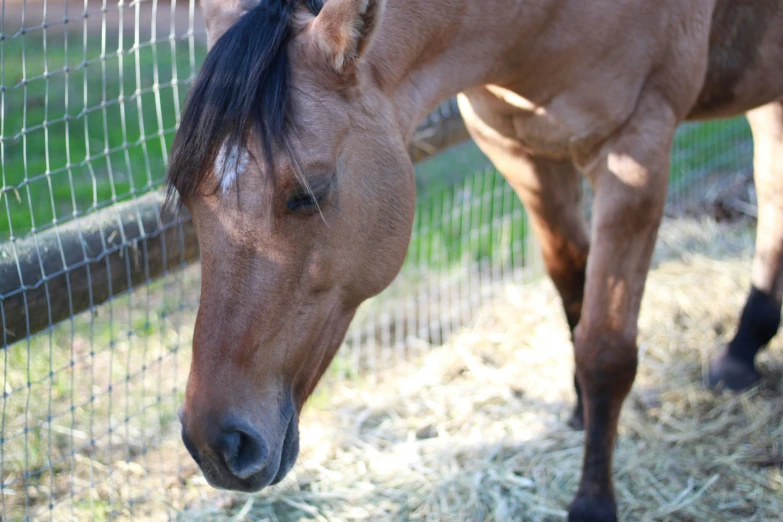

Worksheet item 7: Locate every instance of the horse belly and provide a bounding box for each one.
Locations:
[688,0,783,120]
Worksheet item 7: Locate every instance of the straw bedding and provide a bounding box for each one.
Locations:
[188,217,782,522]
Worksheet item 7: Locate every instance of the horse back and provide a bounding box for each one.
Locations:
[689,0,783,119]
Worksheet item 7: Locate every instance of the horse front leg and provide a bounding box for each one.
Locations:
[710,100,783,390]
[567,95,677,522]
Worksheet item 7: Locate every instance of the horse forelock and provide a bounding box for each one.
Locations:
[166,0,325,205]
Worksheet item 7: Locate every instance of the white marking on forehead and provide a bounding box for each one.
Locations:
[215,143,249,193]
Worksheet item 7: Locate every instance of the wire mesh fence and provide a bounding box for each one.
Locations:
[1,1,206,520]
[0,1,757,520]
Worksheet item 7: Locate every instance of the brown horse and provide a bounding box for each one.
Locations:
[167,1,783,520]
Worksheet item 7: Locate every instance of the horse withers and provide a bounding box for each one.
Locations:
[167,1,783,520]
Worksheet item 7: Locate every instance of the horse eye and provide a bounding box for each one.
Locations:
[287,189,327,213]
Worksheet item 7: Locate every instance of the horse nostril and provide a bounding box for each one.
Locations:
[220,427,268,480]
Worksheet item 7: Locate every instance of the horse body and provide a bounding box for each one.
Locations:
[691,0,783,118]
[170,1,783,520]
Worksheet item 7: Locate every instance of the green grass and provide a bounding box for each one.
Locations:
[669,117,753,201]
[0,34,208,240]
[411,157,528,271]
[671,117,752,179]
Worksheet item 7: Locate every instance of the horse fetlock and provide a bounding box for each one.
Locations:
[709,346,761,392]
[710,286,782,391]
[567,489,618,522]
[729,286,782,362]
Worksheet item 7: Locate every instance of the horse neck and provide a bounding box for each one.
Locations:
[369,0,552,139]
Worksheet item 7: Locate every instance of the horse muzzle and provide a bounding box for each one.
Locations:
[179,407,300,492]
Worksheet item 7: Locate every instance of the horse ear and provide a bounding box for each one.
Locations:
[201,0,258,48]
[310,0,385,73]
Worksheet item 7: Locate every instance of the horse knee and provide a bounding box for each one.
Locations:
[573,328,638,399]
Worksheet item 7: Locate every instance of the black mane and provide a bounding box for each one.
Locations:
[166,0,324,204]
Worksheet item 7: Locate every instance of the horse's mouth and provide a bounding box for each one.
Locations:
[270,411,300,486]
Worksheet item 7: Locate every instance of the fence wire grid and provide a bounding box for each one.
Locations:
[1,1,205,520]
[0,1,756,521]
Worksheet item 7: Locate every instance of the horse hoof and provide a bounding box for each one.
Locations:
[567,492,617,522]
[708,348,760,392]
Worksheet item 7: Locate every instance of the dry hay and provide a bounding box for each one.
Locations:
[187,217,783,522]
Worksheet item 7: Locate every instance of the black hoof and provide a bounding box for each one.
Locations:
[709,347,761,392]
[568,492,617,522]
